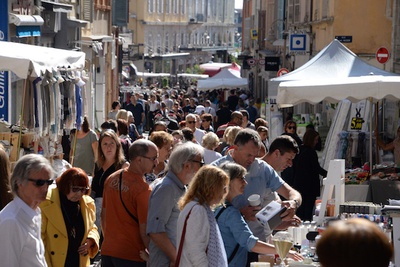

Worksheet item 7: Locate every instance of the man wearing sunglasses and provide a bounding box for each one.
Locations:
[185,113,206,145]
[0,154,54,267]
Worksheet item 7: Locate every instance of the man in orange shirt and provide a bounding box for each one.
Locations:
[101,139,159,267]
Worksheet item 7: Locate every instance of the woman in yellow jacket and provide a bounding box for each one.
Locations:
[40,167,100,267]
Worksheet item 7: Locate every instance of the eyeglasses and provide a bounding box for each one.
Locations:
[71,186,89,193]
[190,159,205,167]
[187,121,195,124]
[287,126,296,130]
[142,155,158,161]
[27,178,53,187]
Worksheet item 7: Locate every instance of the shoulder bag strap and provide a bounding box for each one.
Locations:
[215,204,240,264]
[119,170,139,224]
[175,205,195,267]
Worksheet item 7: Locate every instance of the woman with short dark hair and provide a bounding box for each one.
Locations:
[40,167,100,267]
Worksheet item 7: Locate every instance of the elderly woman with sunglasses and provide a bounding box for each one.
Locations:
[40,167,100,267]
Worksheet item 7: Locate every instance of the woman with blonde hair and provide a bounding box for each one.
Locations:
[176,166,229,266]
[221,126,242,156]
[202,132,222,164]
[115,109,128,121]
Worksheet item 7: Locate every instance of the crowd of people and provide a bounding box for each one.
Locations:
[0,87,393,267]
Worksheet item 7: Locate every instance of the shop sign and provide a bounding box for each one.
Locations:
[0,0,9,121]
[350,107,365,130]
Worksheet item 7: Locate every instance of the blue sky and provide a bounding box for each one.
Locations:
[235,0,243,9]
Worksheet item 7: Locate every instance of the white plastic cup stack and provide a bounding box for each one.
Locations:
[248,194,261,206]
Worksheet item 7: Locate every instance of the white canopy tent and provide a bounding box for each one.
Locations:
[0,41,86,78]
[277,72,400,175]
[268,39,398,142]
[277,75,400,107]
[197,68,248,91]
[269,39,397,95]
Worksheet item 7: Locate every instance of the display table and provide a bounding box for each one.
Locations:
[345,184,369,202]
[368,180,400,205]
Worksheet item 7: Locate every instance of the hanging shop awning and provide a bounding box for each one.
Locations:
[0,41,86,78]
[9,14,44,38]
[41,0,73,13]
[9,14,44,26]
[67,18,89,28]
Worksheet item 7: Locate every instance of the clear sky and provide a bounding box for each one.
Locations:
[235,0,243,9]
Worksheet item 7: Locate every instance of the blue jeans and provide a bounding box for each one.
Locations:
[136,123,143,135]
[101,255,146,267]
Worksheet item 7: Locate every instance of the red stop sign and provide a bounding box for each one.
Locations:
[376,47,390,64]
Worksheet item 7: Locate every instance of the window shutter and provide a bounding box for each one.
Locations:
[82,0,93,22]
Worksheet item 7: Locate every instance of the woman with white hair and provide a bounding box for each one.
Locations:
[202,132,222,164]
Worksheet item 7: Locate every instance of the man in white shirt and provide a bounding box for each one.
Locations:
[0,154,54,267]
[186,113,206,144]
[148,94,160,131]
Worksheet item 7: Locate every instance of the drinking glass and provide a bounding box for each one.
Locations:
[272,231,294,267]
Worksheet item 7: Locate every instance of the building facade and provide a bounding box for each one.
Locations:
[240,0,399,104]
[127,0,237,78]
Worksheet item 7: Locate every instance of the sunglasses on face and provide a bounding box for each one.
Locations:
[190,159,205,167]
[187,121,196,124]
[71,186,89,193]
[28,178,54,187]
[287,126,296,130]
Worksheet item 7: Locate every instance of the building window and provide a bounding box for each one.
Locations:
[181,0,185,14]
[165,0,170,13]
[165,32,169,53]
[157,33,161,54]
[294,0,300,22]
[148,0,155,13]
[173,0,178,14]
[321,0,328,19]
[157,0,163,13]
[147,33,153,52]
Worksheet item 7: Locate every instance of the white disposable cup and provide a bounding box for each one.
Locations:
[248,194,261,206]
[250,262,270,267]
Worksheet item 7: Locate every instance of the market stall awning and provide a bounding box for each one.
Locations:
[177,73,209,79]
[9,14,44,26]
[41,0,73,13]
[199,62,240,77]
[0,41,86,78]
[197,68,248,91]
[137,72,171,78]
